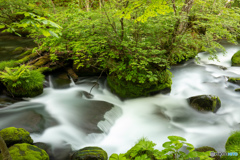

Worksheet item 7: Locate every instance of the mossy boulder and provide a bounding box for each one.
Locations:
[8,143,49,160]
[107,72,172,98]
[225,131,240,159]
[71,146,108,160]
[195,146,220,160]
[231,50,240,66]
[187,95,221,113]
[0,127,33,147]
[228,77,240,85]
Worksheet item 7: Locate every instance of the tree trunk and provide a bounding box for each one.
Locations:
[0,135,12,160]
[85,0,89,12]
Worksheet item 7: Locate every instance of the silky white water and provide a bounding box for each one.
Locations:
[2,42,240,157]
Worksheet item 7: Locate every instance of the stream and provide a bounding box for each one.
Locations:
[1,40,240,158]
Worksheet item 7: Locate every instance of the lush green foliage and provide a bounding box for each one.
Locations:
[0,65,44,97]
[109,136,213,160]
[1,0,240,97]
[0,60,18,71]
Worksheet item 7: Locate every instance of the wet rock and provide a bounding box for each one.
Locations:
[50,70,71,89]
[9,143,49,160]
[231,50,240,66]
[74,92,113,134]
[235,88,240,92]
[34,142,72,160]
[187,95,221,113]
[0,102,58,133]
[228,77,240,85]
[0,95,21,108]
[71,147,108,160]
[0,127,33,147]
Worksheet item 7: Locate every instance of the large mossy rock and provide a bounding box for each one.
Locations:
[231,50,240,66]
[0,127,33,147]
[8,143,49,160]
[225,131,240,158]
[187,95,221,113]
[107,73,172,98]
[71,147,108,160]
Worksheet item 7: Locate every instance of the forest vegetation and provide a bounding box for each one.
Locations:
[1,0,240,98]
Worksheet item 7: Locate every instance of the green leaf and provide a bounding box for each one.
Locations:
[168,136,186,142]
[0,24,5,29]
[41,29,51,37]
[162,142,174,149]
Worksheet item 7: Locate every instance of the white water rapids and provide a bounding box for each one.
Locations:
[2,41,240,157]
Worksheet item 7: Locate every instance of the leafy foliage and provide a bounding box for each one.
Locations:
[0,65,44,97]
[109,136,213,160]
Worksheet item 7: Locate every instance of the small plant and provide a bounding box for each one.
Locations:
[109,136,213,160]
[0,65,44,97]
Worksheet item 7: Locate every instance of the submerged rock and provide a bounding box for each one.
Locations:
[9,143,49,160]
[0,127,33,147]
[231,50,240,66]
[71,147,108,160]
[0,102,58,133]
[187,95,221,113]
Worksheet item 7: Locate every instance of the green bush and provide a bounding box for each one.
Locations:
[0,65,44,97]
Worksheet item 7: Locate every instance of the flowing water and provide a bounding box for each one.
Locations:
[1,41,240,157]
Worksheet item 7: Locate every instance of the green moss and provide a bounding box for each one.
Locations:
[12,47,25,55]
[235,88,240,92]
[231,51,240,66]
[228,77,240,85]
[72,146,108,160]
[36,67,52,73]
[107,71,172,98]
[0,66,44,97]
[19,50,33,57]
[17,51,38,64]
[188,95,221,113]
[225,131,240,159]
[195,146,216,152]
[0,127,33,147]
[9,143,49,160]
[0,60,19,71]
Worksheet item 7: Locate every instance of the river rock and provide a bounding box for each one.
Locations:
[0,102,58,133]
[34,142,72,160]
[9,143,49,160]
[50,70,71,89]
[71,147,108,160]
[228,77,240,85]
[0,127,33,147]
[231,50,240,66]
[187,95,221,113]
[0,95,20,108]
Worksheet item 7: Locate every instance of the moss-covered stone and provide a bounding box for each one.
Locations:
[187,95,221,113]
[195,146,220,160]
[231,50,240,66]
[71,146,108,160]
[107,71,172,98]
[0,127,33,147]
[225,131,240,159]
[235,88,240,92]
[228,77,240,85]
[12,47,25,55]
[9,143,49,160]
